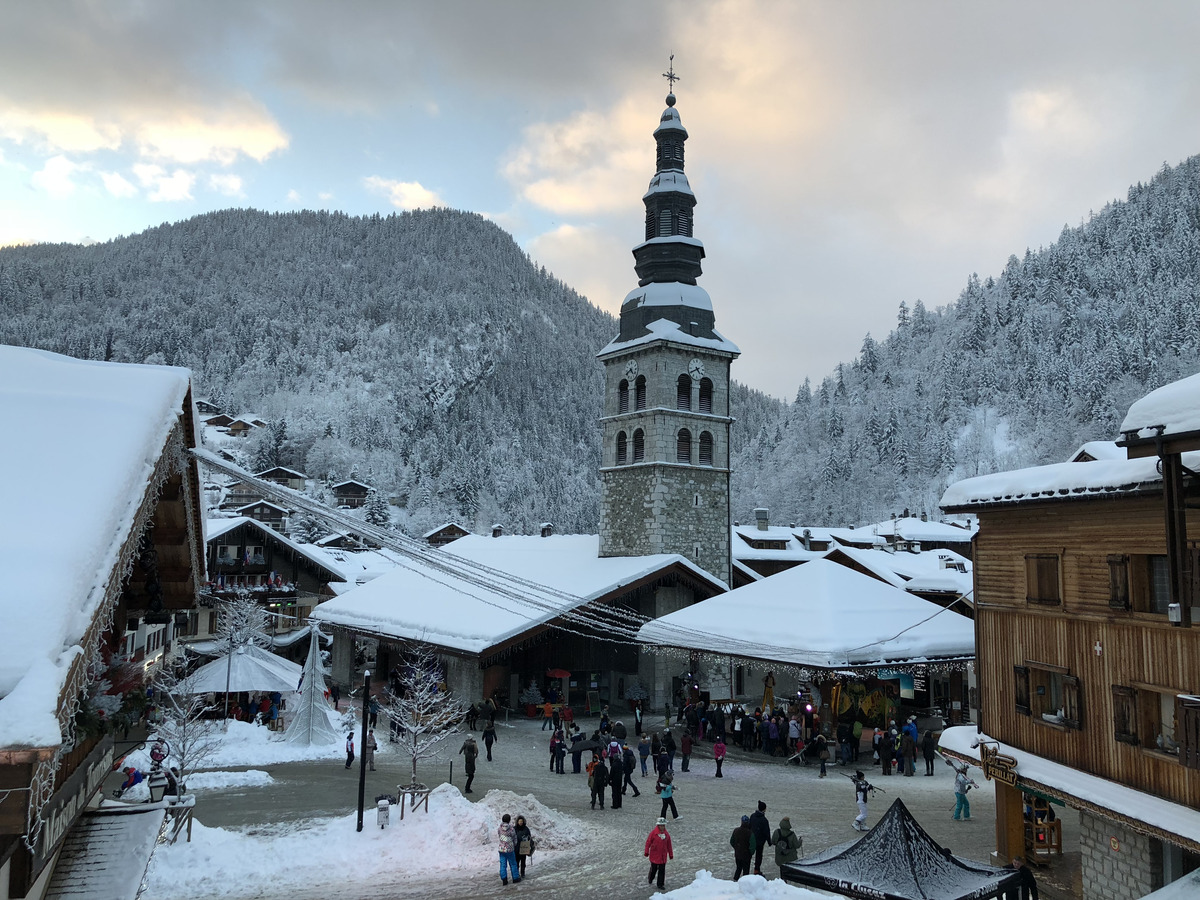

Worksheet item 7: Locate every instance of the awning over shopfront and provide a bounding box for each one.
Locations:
[43,805,167,900]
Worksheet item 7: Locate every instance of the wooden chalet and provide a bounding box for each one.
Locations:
[224,418,260,438]
[0,348,204,900]
[939,373,1200,898]
[331,479,371,509]
[202,413,234,428]
[219,480,264,510]
[235,500,288,531]
[254,466,307,492]
[194,399,222,416]
[423,522,472,547]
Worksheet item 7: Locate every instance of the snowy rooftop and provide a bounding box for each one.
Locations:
[826,545,973,597]
[0,346,192,749]
[851,516,977,544]
[940,452,1200,510]
[643,170,694,198]
[1120,370,1200,439]
[638,559,975,668]
[598,317,740,357]
[621,280,713,312]
[732,525,825,563]
[311,534,726,655]
[940,726,1200,852]
[1068,440,1126,462]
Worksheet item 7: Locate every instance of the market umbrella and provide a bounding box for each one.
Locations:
[182,644,303,695]
[571,739,604,754]
[546,668,571,678]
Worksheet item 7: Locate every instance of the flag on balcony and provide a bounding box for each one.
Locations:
[243,548,250,566]
[217,574,225,589]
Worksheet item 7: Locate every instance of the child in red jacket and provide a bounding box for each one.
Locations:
[644,817,674,889]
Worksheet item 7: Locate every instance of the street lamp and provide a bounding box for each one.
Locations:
[147,738,171,803]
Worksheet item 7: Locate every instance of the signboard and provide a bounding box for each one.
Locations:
[979,741,1019,787]
[35,735,115,868]
[877,669,915,700]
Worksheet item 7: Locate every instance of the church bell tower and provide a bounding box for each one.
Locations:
[597,67,739,586]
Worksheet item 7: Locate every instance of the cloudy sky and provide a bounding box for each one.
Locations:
[4,2,1200,398]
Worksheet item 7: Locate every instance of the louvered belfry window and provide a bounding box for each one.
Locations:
[618,379,629,414]
[699,432,713,466]
[676,429,691,464]
[635,376,647,411]
[633,429,645,463]
[616,431,627,465]
[699,378,713,413]
[677,375,691,410]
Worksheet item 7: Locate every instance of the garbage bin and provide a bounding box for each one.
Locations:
[377,799,390,829]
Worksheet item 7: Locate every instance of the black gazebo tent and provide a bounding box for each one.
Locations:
[781,798,1023,900]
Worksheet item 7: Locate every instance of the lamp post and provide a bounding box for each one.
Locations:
[356,668,370,832]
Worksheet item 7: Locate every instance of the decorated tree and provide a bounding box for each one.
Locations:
[284,629,341,746]
[154,656,222,781]
[382,641,466,788]
[215,591,272,649]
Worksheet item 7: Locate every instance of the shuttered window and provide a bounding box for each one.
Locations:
[1112,685,1138,745]
[635,376,647,411]
[676,429,691,464]
[618,379,629,414]
[1062,675,1083,729]
[698,432,713,466]
[699,378,713,413]
[616,431,627,465]
[1025,554,1061,604]
[1014,665,1030,716]
[677,375,691,410]
[1180,697,1200,770]
[633,429,645,463]
[1108,554,1130,610]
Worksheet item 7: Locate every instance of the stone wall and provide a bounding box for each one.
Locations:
[1079,809,1162,900]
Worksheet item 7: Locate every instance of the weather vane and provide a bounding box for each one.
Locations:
[663,54,680,92]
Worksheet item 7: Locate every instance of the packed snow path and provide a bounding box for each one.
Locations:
[146,715,1022,900]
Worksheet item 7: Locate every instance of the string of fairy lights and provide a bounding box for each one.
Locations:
[192,448,972,677]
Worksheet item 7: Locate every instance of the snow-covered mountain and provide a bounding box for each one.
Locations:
[2,154,1199,532]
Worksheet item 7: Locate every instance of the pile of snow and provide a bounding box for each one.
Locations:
[663,871,826,899]
[146,784,586,898]
[118,769,274,802]
[125,715,346,772]
[1121,370,1200,438]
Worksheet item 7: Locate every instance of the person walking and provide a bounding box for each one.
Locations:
[872,726,885,767]
[852,770,875,831]
[851,719,863,762]
[657,768,679,820]
[513,815,535,880]
[458,735,478,794]
[549,730,561,771]
[730,815,754,881]
[644,818,674,890]
[680,731,693,772]
[815,732,829,777]
[555,733,567,774]
[713,736,727,777]
[497,813,520,885]
[638,734,651,776]
[541,700,553,731]
[344,733,354,769]
[634,701,644,736]
[368,696,380,729]
[466,702,479,730]
[609,753,624,810]
[953,765,976,820]
[570,726,585,774]
[482,721,497,761]
[921,730,938,776]
[650,732,662,772]
[330,683,340,710]
[364,728,378,772]
[900,728,916,777]
[622,744,641,796]
[749,800,772,875]
[662,730,677,770]
[772,816,802,871]
[588,754,609,809]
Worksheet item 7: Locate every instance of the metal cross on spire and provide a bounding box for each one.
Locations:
[662,54,680,92]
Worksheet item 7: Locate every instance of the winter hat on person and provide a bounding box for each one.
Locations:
[741,815,750,824]
[780,817,791,827]
[758,800,767,812]
[657,817,667,826]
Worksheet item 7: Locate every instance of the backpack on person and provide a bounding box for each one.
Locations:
[660,768,674,785]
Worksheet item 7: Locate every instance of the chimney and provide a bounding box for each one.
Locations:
[491,524,503,538]
[801,528,812,551]
[540,522,554,538]
[754,508,769,531]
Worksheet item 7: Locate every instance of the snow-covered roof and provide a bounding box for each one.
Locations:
[821,546,913,590]
[855,516,977,543]
[597,317,740,357]
[255,466,307,479]
[1069,440,1126,462]
[826,545,973,597]
[235,500,288,515]
[940,726,1200,853]
[940,452,1200,510]
[731,525,825,563]
[205,517,396,584]
[332,479,372,491]
[421,522,470,539]
[642,171,694,199]
[310,534,726,656]
[653,102,687,137]
[637,559,975,668]
[621,281,713,312]
[0,347,192,749]
[1121,370,1200,439]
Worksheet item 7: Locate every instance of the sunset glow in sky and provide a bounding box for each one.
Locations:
[4,1,1200,397]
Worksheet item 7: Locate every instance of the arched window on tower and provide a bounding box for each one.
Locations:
[699,378,713,414]
[677,428,692,464]
[635,375,647,411]
[676,374,691,410]
[658,209,672,237]
[699,431,714,466]
[633,429,645,463]
[618,379,629,414]
[644,211,656,242]
[616,431,628,465]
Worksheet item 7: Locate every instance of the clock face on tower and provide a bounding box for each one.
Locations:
[688,358,706,380]
[624,358,639,381]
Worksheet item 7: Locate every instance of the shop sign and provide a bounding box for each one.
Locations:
[979,741,1018,786]
[35,735,114,868]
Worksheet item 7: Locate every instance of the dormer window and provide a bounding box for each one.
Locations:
[618,379,629,414]
[677,374,692,410]
[635,376,647,411]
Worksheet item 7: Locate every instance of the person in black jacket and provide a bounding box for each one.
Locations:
[662,731,677,770]
[609,754,623,809]
[730,815,754,881]
[748,800,772,875]
[622,744,641,796]
[588,755,608,809]
[921,730,938,775]
[1010,856,1039,900]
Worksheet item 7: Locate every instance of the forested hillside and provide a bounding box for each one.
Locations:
[2,154,1199,533]
[732,157,1200,525]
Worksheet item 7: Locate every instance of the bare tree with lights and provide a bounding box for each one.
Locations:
[382,641,466,793]
[151,656,222,784]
